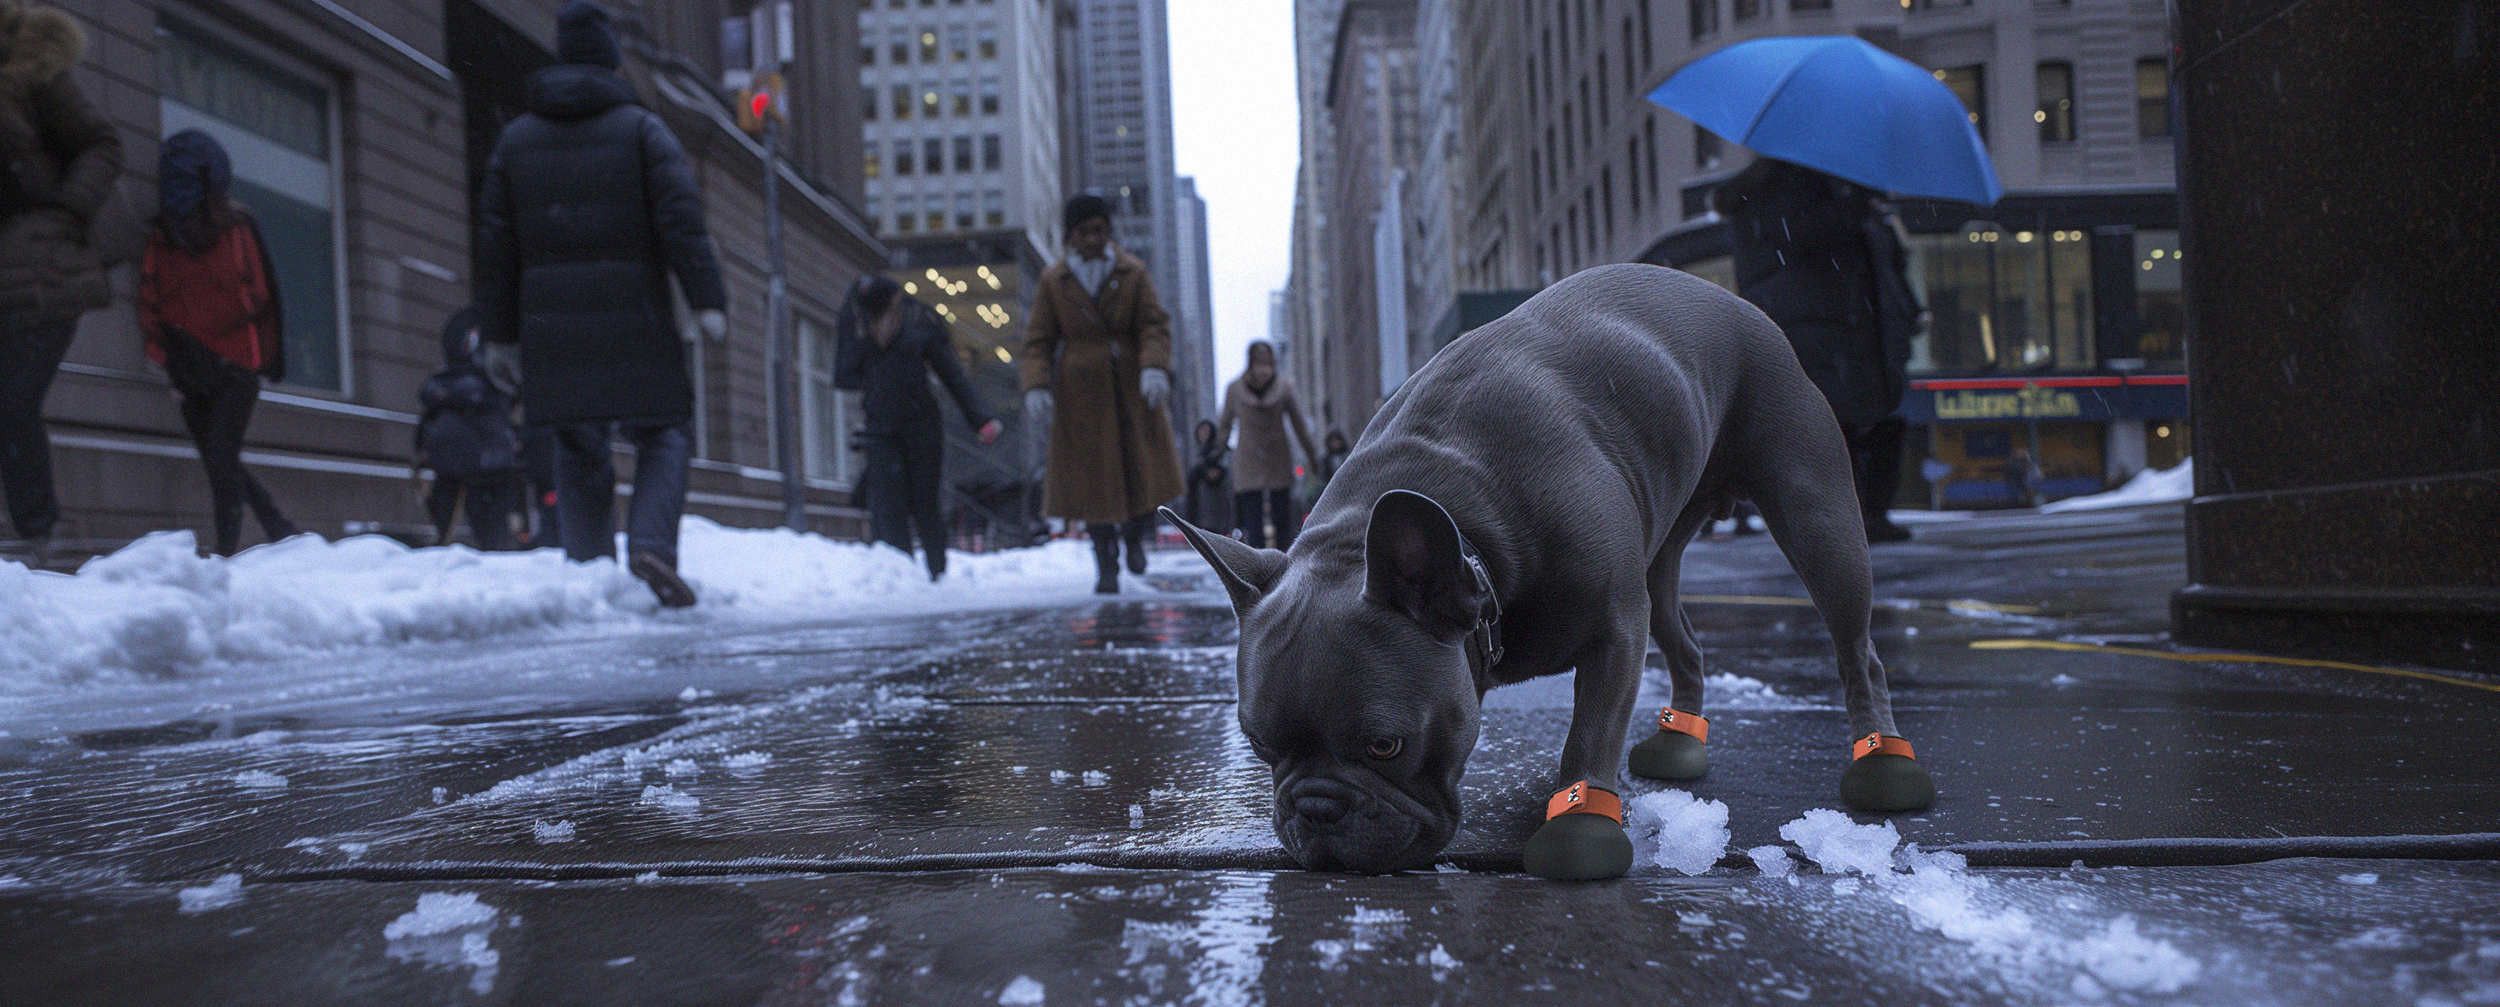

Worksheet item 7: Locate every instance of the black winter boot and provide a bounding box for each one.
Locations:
[1088,523,1121,594]
[1122,513,1152,575]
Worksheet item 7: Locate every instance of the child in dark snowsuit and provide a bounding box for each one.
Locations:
[415,307,522,549]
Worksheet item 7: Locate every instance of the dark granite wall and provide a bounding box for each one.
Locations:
[2171,0,2500,670]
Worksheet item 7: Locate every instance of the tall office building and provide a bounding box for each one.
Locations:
[1062,0,1214,432]
[858,0,1065,262]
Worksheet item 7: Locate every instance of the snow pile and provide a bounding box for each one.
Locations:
[1701,673,1826,711]
[997,975,1046,1005]
[0,517,1112,692]
[531,820,574,844]
[638,783,699,814]
[1770,809,2202,997]
[383,892,505,997]
[177,873,244,913]
[1625,789,1731,875]
[230,769,288,790]
[2040,459,2193,513]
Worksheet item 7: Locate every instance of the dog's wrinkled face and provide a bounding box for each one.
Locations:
[1165,491,1494,874]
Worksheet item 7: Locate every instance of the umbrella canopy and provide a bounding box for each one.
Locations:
[1648,35,2002,207]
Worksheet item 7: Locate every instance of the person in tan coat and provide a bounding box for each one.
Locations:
[0,1,121,562]
[1215,340,1317,549]
[1022,194,1185,593]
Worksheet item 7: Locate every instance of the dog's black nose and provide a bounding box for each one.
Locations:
[1295,793,1352,824]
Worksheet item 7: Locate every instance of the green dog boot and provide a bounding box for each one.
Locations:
[1840,734,1935,812]
[1627,708,1710,781]
[1522,782,1634,881]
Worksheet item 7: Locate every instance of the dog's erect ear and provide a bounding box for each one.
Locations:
[1364,490,1488,638]
[1161,506,1287,615]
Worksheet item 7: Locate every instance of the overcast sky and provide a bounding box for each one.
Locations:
[1167,4,1297,399]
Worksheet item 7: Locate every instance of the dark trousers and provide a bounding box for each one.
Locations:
[863,426,948,577]
[0,312,77,540]
[1845,416,1907,523]
[522,425,562,548]
[178,365,294,556]
[1234,487,1298,549]
[553,418,692,565]
[427,471,520,550]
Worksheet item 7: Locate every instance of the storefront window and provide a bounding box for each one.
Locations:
[1906,226,2093,374]
[802,316,860,484]
[158,21,342,391]
[2132,229,2184,366]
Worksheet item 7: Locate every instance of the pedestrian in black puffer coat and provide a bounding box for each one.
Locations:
[1713,157,1924,542]
[416,307,520,550]
[474,0,727,606]
[834,275,1000,581]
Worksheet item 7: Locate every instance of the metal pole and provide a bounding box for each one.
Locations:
[764,113,803,531]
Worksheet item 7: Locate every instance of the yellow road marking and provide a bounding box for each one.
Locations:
[1970,639,2500,694]
[1678,594,2045,615]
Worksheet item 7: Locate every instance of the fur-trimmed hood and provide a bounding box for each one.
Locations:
[0,3,86,89]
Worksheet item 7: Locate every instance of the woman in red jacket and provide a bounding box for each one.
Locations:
[140,129,297,556]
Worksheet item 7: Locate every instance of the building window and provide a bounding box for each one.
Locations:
[1735,0,1763,18]
[892,83,912,118]
[923,137,945,174]
[920,82,941,117]
[1601,166,1615,244]
[861,81,878,121]
[950,77,972,115]
[946,23,969,60]
[859,32,876,66]
[801,315,859,484]
[158,20,343,391]
[1689,0,1718,41]
[2133,230,2183,365]
[1694,123,1721,170]
[1627,137,1642,215]
[1935,64,1986,139]
[1906,226,2095,374]
[977,23,998,59]
[2136,58,2172,138]
[893,139,915,175]
[951,135,973,172]
[926,205,946,231]
[918,27,938,62]
[979,76,1000,114]
[981,133,1001,170]
[894,194,917,231]
[889,28,910,64]
[1638,0,1654,72]
[864,148,881,178]
[1645,115,1661,204]
[955,192,976,229]
[2036,61,2074,142]
[1622,18,1637,91]
[1791,0,1831,9]
[983,189,1004,226]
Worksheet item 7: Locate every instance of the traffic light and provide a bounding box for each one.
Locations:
[736,71,785,135]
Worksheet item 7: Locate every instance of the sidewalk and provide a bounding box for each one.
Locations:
[4,502,2497,1005]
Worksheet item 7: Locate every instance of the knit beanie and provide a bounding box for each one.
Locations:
[557,1,620,69]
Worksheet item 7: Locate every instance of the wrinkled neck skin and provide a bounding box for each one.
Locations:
[1235,531,1481,874]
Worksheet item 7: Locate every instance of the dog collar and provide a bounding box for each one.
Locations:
[1454,530,1503,675]
[1544,780,1623,823]
[1853,733,1916,760]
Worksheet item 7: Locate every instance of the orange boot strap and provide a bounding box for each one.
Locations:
[1853,733,1916,760]
[1544,780,1624,823]
[1658,708,1710,743]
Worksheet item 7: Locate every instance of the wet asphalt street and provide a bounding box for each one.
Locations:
[5,503,2499,1006]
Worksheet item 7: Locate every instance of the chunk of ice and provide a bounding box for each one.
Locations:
[1747,845,1795,878]
[1625,789,1729,876]
[998,974,1046,1005]
[1778,808,1898,876]
[382,892,498,940]
[639,784,699,813]
[178,873,244,913]
[532,820,575,843]
[232,769,288,790]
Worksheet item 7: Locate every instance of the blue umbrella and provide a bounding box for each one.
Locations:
[1647,35,2001,206]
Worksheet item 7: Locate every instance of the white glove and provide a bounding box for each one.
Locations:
[1024,388,1053,428]
[1141,367,1170,411]
[478,340,522,397]
[699,309,728,341]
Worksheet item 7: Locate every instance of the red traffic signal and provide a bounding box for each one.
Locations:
[736,71,785,135]
[749,91,773,120]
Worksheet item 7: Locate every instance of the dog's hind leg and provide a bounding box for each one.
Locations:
[1740,378,1933,811]
[1628,507,1713,781]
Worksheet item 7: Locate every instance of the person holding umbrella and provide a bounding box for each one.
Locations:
[1711,159,1921,542]
[1651,35,2000,543]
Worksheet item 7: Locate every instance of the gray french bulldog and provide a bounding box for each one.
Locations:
[1165,264,1933,880]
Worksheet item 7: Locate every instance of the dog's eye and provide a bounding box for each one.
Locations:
[1366,736,1403,760]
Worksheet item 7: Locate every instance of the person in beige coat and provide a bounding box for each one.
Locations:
[1022,193,1185,593]
[1216,340,1317,549]
[0,1,121,562]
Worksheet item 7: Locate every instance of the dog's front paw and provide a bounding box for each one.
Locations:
[1523,782,1634,880]
[1628,708,1710,780]
[1628,730,1709,780]
[1840,734,1935,812]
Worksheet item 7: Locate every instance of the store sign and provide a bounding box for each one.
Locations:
[1933,385,2084,421]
